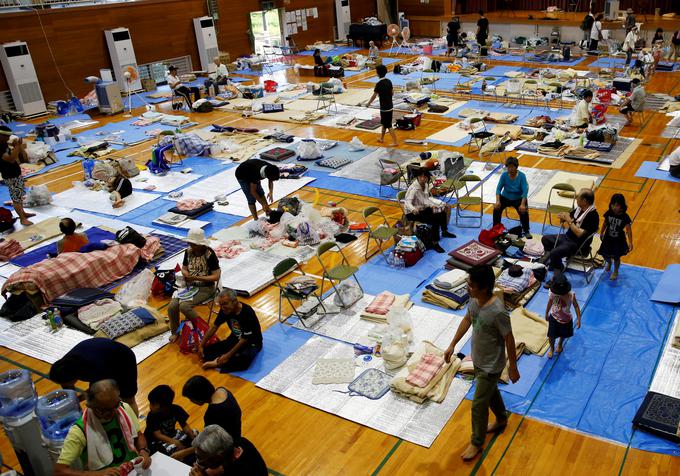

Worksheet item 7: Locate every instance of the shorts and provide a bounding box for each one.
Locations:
[620,105,634,114]
[547,315,574,340]
[446,36,459,47]
[238,179,265,205]
[5,176,25,203]
[380,110,393,129]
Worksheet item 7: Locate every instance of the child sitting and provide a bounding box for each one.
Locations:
[144,385,196,459]
[108,173,132,208]
[544,274,581,358]
[56,218,89,254]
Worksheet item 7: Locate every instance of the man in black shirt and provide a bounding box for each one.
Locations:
[366,64,397,147]
[446,18,461,57]
[234,158,280,221]
[190,425,267,476]
[182,375,242,443]
[50,338,139,415]
[0,126,34,226]
[476,10,489,56]
[541,188,599,281]
[200,288,263,372]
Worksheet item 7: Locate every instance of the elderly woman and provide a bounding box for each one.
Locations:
[189,425,266,476]
[403,168,456,253]
[168,228,221,342]
[492,156,531,238]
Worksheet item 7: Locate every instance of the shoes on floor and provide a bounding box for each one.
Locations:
[442,231,457,239]
[523,231,533,239]
[433,244,446,253]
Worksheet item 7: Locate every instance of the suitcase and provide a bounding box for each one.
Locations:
[259,147,296,162]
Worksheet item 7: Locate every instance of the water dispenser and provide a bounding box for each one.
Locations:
[37,390,81,463]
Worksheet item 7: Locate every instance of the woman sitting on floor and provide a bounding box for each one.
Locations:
[404,168,456,254]
[168,228,221,343]
[57,218,89,254]
[569,89,593,129]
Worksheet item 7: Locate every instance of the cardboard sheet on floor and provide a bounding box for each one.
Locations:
[132,170,203,193]
[649,311,680,399]
[215,176,315,216]
[330,147,414,185]
[256,335,472,447]
[426,123,470,146]
[51,188,161,217]
[163,166,240,202]
[10,227,115,267]
[560,137,641,168]
[635,161,680,183]
[651,265,680,304]
[530,170,603,209]
[228,323,313,382]
[5,216,64,250]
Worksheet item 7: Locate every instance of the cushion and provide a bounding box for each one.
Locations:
[315,157,351,169]
[168,201,213,218]
[259,147,296,162]
[449,240,501,266]
[97,307,155,339]
[632,391,680,443]
[355,120,382,130]
[347,368,392,399]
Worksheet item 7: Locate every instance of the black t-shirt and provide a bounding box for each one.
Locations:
[204,388,242,442]
[447,21,460,38]
[313,54,325,66]
[567,208,599,247]
[55,338,137,398]
[222,437,268,476]
[111,176,132,199]
[182,247,220,279]
[235,159,268,184]
[0,143,21,180]
[583,14,594,31]
[477,17,489,39]
[603,211,632,244]
[144,404,189,443]
[374,78,393,111]
[215,303,263,349]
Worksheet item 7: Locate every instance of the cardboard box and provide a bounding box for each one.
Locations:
[141,78,156,92]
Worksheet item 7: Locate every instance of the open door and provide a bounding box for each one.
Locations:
[249,8,285,55]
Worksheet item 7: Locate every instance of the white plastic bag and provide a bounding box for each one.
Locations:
[348,136,365,151]
[297,139,322,160]
[115,268,154,309]
[24,185,52,207]
[387,307,414,344]
[333,280,363,308]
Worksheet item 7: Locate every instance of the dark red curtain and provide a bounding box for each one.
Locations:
[458,0,680,14]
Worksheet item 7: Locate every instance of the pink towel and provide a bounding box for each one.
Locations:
[406,353,446,388]
[364,291,396,315]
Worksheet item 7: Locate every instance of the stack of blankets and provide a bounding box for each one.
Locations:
[495,265,540,309]
[422,269,470,310]
[510,307,550,356]
[390,341,462,404]
[459,342,526,384]
[446,240,501,271]
[360,292,413,323]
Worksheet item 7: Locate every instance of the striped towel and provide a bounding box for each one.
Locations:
[364,291,396,315]
[406,353,446,388]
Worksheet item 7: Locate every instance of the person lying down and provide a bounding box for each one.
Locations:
[108,172,132,208]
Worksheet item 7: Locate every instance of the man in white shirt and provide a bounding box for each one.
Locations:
[668,145,680,178]
[623,27,638,66]
[589,13,603,51]
[205,57,230,96]
[166,65,200,108]
[570,89,593,129]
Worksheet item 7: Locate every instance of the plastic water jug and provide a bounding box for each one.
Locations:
[0,370,37,422]
[37,389,80,443]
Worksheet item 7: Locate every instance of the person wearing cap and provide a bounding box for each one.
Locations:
[234,158,280,221]
[493,156,531,239]
[168,228,221,342]
[199,288,263,372]
[623,8,636,33]
[204,57,230,97]
[403,167,456,254]
[544,274,581,359]
[0,125,35,226]
[619,78,646,125]
[166,65,201,107]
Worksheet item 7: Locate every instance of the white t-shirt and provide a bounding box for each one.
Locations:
[166,73,182,89]
[570,99,590,127]
[669,146,680,167]
[210,63,229,80]
[590,21,602,41]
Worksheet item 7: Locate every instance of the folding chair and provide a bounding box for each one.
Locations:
[171,89,191,111]
[632,108,646,125]
[193,286,221,326]
[504,78,523,106]
[272,258,326,327]
[363,206,399,261]
[378,158,408,196]
[480,76,498,103]
[566,232,598,283]
[316,82,337,113]
[522,79,538,108]
[420,69,437,94]
[454,75,473,97]
[316,241,363,308]
[542,183,576,232]
[545,82,564,110]
[454,174,483,227]
[467,117,494,153]
[396,27,417,55]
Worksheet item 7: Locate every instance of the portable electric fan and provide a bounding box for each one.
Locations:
[387,24,401,55]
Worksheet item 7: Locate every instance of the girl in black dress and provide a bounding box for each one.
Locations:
[598,193,634,280]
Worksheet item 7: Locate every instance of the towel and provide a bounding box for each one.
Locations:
[406,353,446,388]
[360,294,412,323]
[510,307,550,356]
[82,406,136,469]
[433,269,467,290]
[364,291,396,315]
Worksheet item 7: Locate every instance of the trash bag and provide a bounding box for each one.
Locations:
[332,280,363,308]
[24,185,52,207]
[348,136,365,151]
[115,268,154,309]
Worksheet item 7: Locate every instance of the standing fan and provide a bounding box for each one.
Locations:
[397,27,416,55]
[387,24,401,55]
[121,65,149,116]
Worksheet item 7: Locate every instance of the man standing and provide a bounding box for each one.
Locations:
[581,11,594,49]
[204,56,230,96]
[234,158,280,221]
[200,289,263,372]
[445,265,519,461]
[0,126,34,226]
[50,338,140,415]
[366,64,397,147]
[476,10,489,56]
[54,380,151,475]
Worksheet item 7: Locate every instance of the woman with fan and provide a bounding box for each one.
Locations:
[166,65,201,109]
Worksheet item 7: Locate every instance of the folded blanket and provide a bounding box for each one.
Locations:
[364,291,396,315]
[360,294,412,322]
[496,267,533,293]
[422,289,467,310]
[406,353,446,388]
[78,298,123,330]
[510,307,550,355]
[433,269,467,290]
[0,239,23,261]
[458,342,525,384]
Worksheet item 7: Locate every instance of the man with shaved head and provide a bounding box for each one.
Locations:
[54,379,152,475]
[204,56,230,96]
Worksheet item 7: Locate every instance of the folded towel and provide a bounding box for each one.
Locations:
[364,291,396,315]
[406,353,445,388]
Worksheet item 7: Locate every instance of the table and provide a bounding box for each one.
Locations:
[348,23,387,47]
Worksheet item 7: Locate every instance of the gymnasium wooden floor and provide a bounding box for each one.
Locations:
[1,44,679,475]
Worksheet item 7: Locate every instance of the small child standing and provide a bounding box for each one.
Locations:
[144,385,196,459]
[545,274,581,359]
[598,193,633,281]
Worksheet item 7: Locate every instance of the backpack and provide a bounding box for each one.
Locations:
[278,197,302,216]
[147,145,172,175]
[431,60,442,72]
[0,293,38,322]
[116,157,140,178]
[0,207,16,233]
[178,316,218,354]
[478,224,506,248]
[562,46,571,61]
[151,268,177,297]
[115,226,147,248]
[193,100,214,113]
[414,223,435,249]
[393,65,402,75]
[91,160,117,182]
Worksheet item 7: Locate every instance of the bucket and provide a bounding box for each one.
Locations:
[423,44,433,55]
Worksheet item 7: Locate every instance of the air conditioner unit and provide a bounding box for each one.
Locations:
[95,81,123,115]
[0,41,47,117]
[335,0,351,40]
[193,16,220,73]
[104,27,142,93]
[604,0,620,21]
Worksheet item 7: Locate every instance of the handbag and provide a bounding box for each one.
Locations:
[478,224,506,248]
[178,316,218,354]
[116,226,147,248]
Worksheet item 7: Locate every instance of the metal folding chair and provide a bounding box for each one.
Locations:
[542,183,576,232]
[378,158,408,196]
[454,174,483,228]
[467,118,494,153]
[316,82,337,113]
[566,232,598,283]
[316,241,363,308]
[272,258,326,327]
[363,207,399,261]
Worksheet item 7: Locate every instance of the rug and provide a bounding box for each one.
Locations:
[449,240,501,266]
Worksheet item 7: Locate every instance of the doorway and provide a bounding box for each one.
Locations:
[249,9,285,55]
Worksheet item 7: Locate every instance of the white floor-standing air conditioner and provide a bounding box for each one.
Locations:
[104,27,142,93]
[335,0,351,40]
[0,41,47,117]
[193,16,220,73]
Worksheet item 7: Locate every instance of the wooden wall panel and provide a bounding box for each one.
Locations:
[400,0,446,17]
[278,0,336,46]
[350,0,379,22]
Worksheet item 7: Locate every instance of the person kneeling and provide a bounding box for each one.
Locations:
[200,289,263,372]
[108,173,132,209]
